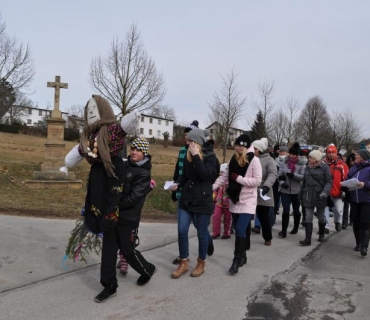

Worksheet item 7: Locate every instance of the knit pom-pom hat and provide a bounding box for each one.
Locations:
[131,137,149,156]
[289,142,301,156]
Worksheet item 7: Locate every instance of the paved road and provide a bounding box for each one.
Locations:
[1,214,369,320]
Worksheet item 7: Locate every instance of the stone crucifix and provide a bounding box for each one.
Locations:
[47,75,68,118]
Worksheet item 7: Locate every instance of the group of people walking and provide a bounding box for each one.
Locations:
[169,120,370,280]
[64,100,370,302]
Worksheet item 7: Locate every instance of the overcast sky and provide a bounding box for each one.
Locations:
[2,0,370,137]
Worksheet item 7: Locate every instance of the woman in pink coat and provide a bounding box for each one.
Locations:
[213,133,262,275]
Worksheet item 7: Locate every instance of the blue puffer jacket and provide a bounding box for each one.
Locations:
[346,161,370,204]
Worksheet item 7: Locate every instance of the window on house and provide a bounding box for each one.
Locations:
[210,129,213,134]
[140,128,144,134]
[157,130,161,137]
[141,116,144,122]
[149,118,153,124]
[39,110,42,116]
[158,119,161,125]
[27,119,31,124]
[149,129,153,135]
[166,120,169,126]
[28,108,32,114]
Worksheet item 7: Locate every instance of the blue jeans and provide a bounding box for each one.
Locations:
[178,207,211,261]
[232,213,253,238]
[254,214,261,228]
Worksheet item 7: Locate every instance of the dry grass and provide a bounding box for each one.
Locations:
[0,132,234,221]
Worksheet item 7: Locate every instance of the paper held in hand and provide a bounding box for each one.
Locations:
[164,181,178,190]
[341,178,361,191]
[259,189,271,201]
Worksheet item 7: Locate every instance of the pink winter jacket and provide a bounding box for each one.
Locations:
[213,146,262,215]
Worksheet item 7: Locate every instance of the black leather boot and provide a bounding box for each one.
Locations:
[238,237,248,267]
[300,222,313,246]
[290,214,301,234]
[360,228,370,257]
[318,223,326,242]
[230,237,246,274]
[353,223,361,250]
[279,212,289,238]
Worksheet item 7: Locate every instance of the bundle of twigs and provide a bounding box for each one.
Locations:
[64,218,102,263]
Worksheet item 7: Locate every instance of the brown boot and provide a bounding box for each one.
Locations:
[190,258,205,277]
[171,259,189,279]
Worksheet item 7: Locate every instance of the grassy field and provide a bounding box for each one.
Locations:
[0,132,233,221]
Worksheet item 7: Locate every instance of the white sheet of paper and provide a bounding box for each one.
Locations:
[164,181,178,190]
[341,178,361,191]
[259,188,271,200]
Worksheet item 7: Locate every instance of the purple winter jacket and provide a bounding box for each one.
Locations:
[346,161,370,204]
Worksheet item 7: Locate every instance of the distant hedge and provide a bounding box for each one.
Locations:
[0,123,22,133]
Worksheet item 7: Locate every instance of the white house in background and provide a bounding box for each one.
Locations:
[138,114,174,139]
[1,106,68,127]
[206,122,245,145]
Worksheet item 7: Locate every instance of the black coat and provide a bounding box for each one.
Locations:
[84,157,126,234]
[119,155,152,227]
[179,147,218,215]
[299,163,332,208]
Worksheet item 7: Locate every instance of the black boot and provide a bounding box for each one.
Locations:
[299,222,313,246]
[279,212,289,238]
[360,228,370,257]
[290,214,301,234]
[229,237,246,274]
[318,223,326,242]
[353,223,361,251]
[238,237,248,267]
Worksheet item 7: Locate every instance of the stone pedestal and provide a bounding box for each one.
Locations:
[24,117,82,189]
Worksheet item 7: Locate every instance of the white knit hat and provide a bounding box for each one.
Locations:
[252,137,268,152]
[309,150,323,162]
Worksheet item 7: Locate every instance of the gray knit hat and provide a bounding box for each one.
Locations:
[187,128,208,145]
[357,148,370,160]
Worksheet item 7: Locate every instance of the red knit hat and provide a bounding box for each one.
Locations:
[326,145,337,154]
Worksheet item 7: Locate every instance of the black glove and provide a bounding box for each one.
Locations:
[262,186,270,196]
[340,186,349,192]
[286,172,294,179]
[278,176,286,181]
[171,191,177,202]
[281,182,289,189]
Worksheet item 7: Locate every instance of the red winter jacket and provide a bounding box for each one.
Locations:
[324,157,348,198]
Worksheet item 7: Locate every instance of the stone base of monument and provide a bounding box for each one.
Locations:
[25,168,83,188]
[24,162,83,189]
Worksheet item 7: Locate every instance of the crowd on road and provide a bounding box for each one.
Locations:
[62,95,370,303]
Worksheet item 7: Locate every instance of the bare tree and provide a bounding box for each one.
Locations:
[269,107,288,145]
[89,24,166,117]
[252,79,275,138]
[295,95,331,145]
[330,108,362,153]
[208,70,246,162]
[283,96,301,144]
[0,13,35,119]
[147,105,176,121]
[3,89,33,124]
[67,104,84,118]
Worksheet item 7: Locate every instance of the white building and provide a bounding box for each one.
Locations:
[206,121,245,145]
[1,106,68,127]
[138,114,174,140]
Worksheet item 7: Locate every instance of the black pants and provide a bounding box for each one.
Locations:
[256,205,272,241]
[100,224,155,288]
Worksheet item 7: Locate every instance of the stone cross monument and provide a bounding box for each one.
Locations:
[47,75,68,119]
[25,75,82,189]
